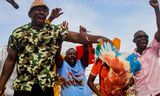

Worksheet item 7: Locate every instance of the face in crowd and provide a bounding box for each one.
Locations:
[133,30,149,51]
[65,48,78,67]
[28,5,49,26]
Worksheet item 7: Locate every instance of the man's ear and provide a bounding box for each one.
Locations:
[133,38,136,43]
[28,11,32,18]
[133,39,135,43]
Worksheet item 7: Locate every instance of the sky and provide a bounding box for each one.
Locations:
[0,0,158,53]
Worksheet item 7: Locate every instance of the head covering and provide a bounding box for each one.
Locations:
[28,0,49,17]
[31,0,46,8]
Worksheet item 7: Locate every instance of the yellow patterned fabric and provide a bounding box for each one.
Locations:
[8,23,68,91]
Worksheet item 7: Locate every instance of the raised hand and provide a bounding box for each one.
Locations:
[79,25,87,34]
[149,0,159,9]
[45,8,63,25]
[60,21,68,30]
[50,8,63,20]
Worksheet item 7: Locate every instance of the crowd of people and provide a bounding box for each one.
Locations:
[0,0,160,96]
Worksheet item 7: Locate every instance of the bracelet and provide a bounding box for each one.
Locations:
[45,19,51,25]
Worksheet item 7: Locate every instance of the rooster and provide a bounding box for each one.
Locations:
[95,42,141,95]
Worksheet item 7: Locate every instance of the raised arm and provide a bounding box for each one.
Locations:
[47,8,64,68]
[55,40,63,68]
[79,26,89,67]
[150,0,160,42]
[0,49,17,94]
[66,31,112,44]
[46,8,112,44]
[80,45,89,67]
[60,21,112,44]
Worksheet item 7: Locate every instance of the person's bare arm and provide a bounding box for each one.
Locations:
[81,45,89,67]
[60,21,112,44]
[55,40,63,68]
[87,74,104,96]
[150,0,160,42]
[0,49,17,92]
[65,31,112,44]
[79,26,89,67]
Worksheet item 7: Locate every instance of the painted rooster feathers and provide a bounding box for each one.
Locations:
[95,42,141,94]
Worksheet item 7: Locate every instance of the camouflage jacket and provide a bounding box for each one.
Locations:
[8,23,68,91]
